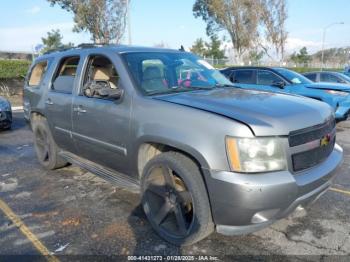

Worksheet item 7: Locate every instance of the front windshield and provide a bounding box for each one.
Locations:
[274,68,313,85]
[123,52,233,95]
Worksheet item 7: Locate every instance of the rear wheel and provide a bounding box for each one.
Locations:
[141,152,214,246]
[31,117,67,170]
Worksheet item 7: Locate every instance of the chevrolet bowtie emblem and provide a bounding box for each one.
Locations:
[320,134,331,147]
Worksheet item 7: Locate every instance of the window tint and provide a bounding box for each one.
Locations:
[82,55,120,99]
[52,56,80,93]
[28,61,48,86]
[232,70,255,84]
[257,70,283,85]
[320,73,340,83]
[304,73,317,82]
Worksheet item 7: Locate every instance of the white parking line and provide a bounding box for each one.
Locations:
[11,106,23,111]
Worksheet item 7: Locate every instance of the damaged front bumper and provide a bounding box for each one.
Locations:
[204,143,343,235]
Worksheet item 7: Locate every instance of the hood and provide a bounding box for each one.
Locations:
[304,82,350,91]
[153,88,333,136]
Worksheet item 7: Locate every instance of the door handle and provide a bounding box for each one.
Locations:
[45,99,54,105]
[73,106,87,113]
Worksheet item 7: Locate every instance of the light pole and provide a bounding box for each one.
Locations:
[126,0,132,45]
[321,22,344,70]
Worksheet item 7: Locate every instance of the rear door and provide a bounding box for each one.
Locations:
[72,53,132,174]
[23,59,52,120]
[45,55,81,153]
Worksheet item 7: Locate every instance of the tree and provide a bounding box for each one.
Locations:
[47,0,128,44]
[289,47,311,65]
[248,50,264,64]
[260,0,288,62]
[193,0,261,61]
[204,35,226,59]
[190,38,206,57]
[190,36,226,59]
[41,29,74,53]
[193,0,288,62]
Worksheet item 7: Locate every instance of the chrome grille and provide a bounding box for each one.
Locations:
[290,118,336,172]
[289,118,335,147]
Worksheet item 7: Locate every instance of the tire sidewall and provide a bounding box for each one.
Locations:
[32,119,58,170]
[141,152,213,246]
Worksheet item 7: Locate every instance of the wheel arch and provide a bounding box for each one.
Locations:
[136,138,210,180]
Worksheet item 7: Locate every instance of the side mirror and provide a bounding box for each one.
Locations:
[337,79,346,84]
[83,81,123,100]
[106,89,124,99]
[272,81,286,88]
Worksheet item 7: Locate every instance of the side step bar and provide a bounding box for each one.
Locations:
[59,151,140,193]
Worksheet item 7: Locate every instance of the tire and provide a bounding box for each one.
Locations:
[141,151,214,246]
[31,117,67,170]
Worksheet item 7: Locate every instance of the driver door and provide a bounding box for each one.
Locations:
[256,70,289,93]
[72,53,131,174]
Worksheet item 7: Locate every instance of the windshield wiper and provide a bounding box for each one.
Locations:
[214,83,236,88]
[146,86,212,96]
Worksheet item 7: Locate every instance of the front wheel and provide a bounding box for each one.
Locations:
[141,152,214,246]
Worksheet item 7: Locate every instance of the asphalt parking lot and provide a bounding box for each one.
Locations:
[0,111,350,260]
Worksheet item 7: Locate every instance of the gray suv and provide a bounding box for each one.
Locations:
[23,44,343,245]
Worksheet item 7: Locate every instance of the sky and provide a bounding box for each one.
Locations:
[0,0,350,55]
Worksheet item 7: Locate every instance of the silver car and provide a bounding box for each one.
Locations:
[23,45,343,245]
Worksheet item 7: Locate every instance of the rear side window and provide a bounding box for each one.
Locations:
[257,70,283,85]
[28,61,48,87]
[232,70,255,84]
[304,73,317,82]
[52,56,80,93]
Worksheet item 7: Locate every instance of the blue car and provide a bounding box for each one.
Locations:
[303,71,350,85]
[220,67,350,122]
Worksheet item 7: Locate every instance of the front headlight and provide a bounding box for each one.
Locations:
[325,90,348,96]
[226,137,286,173]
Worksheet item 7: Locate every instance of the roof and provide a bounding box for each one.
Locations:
[220,66,277,71]
[37,43,184,60]
[302,71,342,74]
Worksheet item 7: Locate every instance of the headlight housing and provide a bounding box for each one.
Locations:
[325,90,348,96]
[226,137,286,173]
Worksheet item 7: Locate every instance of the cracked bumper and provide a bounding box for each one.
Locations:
[204,144,343,235]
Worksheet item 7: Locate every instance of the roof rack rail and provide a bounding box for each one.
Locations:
[77,43,108,48]
[43,47,75,55]
[43,43,110,55]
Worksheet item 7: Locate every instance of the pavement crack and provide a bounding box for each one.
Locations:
[270,228,347,254]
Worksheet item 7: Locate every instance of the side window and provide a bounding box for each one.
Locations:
[320,73,339,83]
[257,70,283,85]
[232,70,255,84]
[52,56,80,93]
[82,55,120,99]
[304,73,317,82]
[28,61,48,87]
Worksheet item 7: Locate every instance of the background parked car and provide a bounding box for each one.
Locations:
[220,67,350,122]
[303,71,350,85]
[0,96,12,130]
